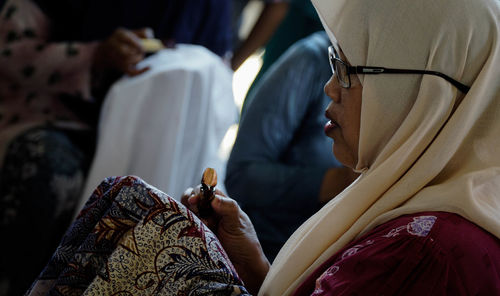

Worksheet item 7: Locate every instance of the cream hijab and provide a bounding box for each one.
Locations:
[259,0,500,295]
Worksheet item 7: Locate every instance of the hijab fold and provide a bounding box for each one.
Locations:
[260,0,500,295]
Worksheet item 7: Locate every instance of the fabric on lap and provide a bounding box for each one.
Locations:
[26,176,249,295]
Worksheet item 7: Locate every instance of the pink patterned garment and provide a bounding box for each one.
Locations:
[293,212,500,295]
[0,0,97,162]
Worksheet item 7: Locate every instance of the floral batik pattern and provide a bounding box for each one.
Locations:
[26,176,249,296]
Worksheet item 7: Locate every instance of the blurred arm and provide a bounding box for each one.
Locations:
[231,1,289,70]
[226,33,343,213]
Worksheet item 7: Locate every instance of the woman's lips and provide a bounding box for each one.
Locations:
[324,120,339,134]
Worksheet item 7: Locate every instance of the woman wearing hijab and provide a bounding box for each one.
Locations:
[25,0,500,294]
[194,0,500,294]
[0,0,231,294]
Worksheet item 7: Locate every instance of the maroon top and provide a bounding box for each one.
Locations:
[293,212,500,296]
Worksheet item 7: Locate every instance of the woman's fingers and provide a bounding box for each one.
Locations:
[180,186,205,214]
[214,188,227,197]
[114,48,148,76]
[115,28,144,53]
[111,28,150,75]
[125,65,150,77]
[211,194,240,219]
[95,27,158,76]
[117,43,143,61]
[180,186,243,233]
[180,187,194,206]
[133,27,154,39]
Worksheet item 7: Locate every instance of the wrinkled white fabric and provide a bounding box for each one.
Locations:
[77,45,237,212]
[260,0,500,295]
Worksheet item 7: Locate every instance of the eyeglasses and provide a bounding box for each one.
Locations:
[328,46,470,94]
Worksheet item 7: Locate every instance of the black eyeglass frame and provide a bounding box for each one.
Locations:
[328,46,470,94]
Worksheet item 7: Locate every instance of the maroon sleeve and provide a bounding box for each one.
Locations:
[294,212,500,296]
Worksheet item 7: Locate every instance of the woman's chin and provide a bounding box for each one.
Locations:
[333,144,356,169]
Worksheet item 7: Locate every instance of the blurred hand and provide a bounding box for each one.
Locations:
[94,27,154,76]
[181,186,270,294]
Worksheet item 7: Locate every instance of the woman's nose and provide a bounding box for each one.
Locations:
[324,74,341,103]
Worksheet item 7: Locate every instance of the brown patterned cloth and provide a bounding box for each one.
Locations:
[26,176,249,295]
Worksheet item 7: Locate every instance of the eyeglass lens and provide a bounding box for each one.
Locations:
[328,46,470,93]
[329,46,350,88]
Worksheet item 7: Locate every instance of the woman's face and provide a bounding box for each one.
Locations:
[324,48,363,169]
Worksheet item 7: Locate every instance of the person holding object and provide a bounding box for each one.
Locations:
[26,0,500,294]
[0,0,231,294]
[0,2,153,294]
[185,0,500,294]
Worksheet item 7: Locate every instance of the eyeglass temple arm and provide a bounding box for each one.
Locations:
[352,66,470,94]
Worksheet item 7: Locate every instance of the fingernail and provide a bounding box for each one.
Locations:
[188,196,196,205]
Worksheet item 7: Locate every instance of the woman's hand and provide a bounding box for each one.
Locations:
[93,27,153,76]
[181,186,270,295]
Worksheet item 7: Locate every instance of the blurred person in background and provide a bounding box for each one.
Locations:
[0,0,231,294]
[23,0,500,294]
[226,31,357,261]
[239,0,324,112]
[230,0,289,71]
